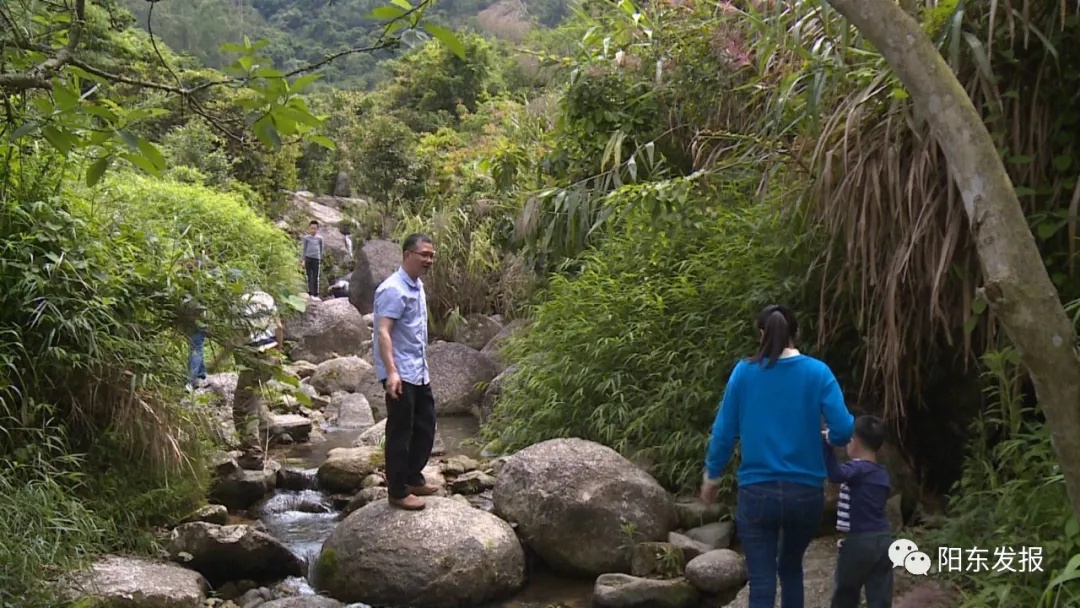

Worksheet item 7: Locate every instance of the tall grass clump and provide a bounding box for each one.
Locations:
[920,346,1080,607]
[484,170,823,491]
[0,151,300,604]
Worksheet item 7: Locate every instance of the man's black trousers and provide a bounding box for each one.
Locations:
[304,256,320,296]
[383,380,437,499]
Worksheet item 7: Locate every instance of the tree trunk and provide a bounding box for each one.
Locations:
[824,0,1080,522]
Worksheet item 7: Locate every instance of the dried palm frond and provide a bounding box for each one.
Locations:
[765,0,1079,418]
[671,0,1080,418]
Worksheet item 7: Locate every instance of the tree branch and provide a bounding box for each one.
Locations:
[0,0,438,147]
[1,0,435,97]
[0,72,50,91]
[283,40,401,79]
[0,0,85,91]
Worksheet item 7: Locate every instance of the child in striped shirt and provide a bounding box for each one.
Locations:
[823,415,893,608]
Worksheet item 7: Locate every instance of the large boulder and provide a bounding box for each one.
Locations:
[684,549,747,595]
[269,414,312,443]
[62,555,208,607]
[428,341,498,416]
[316,446,384,493]
[452,314,502,350]
[348,239,402,315]
[284,298,371,364]
[480,318,530,371]
[328,392,375,431]
[207,458,277,511]
[492,438,677,576]
[166,522,306,586]
[593,574,699,608]
[352,419,446,456]
[309,356,373,395]
[315,497,525,606]
[479,365,515,424]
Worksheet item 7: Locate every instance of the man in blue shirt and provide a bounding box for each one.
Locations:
[373,233,438,510]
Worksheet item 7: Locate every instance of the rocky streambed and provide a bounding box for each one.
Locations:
[62,426,749,608]
[56,296,808,608]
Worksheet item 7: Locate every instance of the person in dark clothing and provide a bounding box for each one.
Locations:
[300,220,323,298]
[372,233,438,510]
[823,415,894,608]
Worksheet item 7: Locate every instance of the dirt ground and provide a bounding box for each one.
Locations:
[723,534,951,608]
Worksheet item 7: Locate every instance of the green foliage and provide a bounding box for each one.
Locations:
[0,432,104,608]
[160,118,235,185]
[387,98,546,321]
[0,1,318,186]
[349,115,430,204]
[386,32,505,130]
[1,0,476,191]
[484,171,819,490]
[921,347,1080,607]
[0,150,299,605]
[121,0,574,90]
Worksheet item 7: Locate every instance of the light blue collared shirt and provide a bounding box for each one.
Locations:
[372,267,429,385]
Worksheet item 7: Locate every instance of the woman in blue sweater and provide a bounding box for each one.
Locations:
[701,305,855,608]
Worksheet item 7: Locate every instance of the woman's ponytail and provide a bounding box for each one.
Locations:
[749,305,798,368]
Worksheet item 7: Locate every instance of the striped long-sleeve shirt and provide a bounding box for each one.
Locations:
[823,442,891,533]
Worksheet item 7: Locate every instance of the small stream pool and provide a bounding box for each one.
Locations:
[253,415,595,608]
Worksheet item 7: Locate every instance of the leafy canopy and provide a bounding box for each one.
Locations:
[0,0,467,186]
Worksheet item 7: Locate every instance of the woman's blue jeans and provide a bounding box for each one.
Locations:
[188,328,207,385]
[736,481,825,608]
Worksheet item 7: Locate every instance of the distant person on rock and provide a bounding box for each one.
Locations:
[823,415,893,608]
[180,250,215,391]
[301,220,324,300]
[228,290,284,470]
[700,305,855,608]
[373,233,438,510]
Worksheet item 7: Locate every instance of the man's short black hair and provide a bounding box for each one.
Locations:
[309,220,319,226]
[403,232,433,252]
[853,415,887,452]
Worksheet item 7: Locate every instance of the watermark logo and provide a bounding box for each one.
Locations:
[888,538,1044,575]
[938,546,1043,574]
[889,538,932,575]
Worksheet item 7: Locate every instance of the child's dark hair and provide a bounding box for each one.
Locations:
[309,220,319,227]
[853,415,887,451]
[749,304,798,368]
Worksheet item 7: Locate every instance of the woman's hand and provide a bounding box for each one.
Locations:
[700,480,719,505]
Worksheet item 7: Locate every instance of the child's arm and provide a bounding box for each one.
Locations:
[821,434,865,484]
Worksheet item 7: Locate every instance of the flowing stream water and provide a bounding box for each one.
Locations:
[250,415,595,608]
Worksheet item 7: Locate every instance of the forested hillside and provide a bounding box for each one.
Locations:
[120,0,571,88]
[4,0,1080,606]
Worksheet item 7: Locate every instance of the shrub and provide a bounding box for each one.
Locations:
[920,348,1080,606]
[346,114,429,204]
[160,118,234,186]
[484,171,820,491]
[0,156,301,604]
[0,435,104,608]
